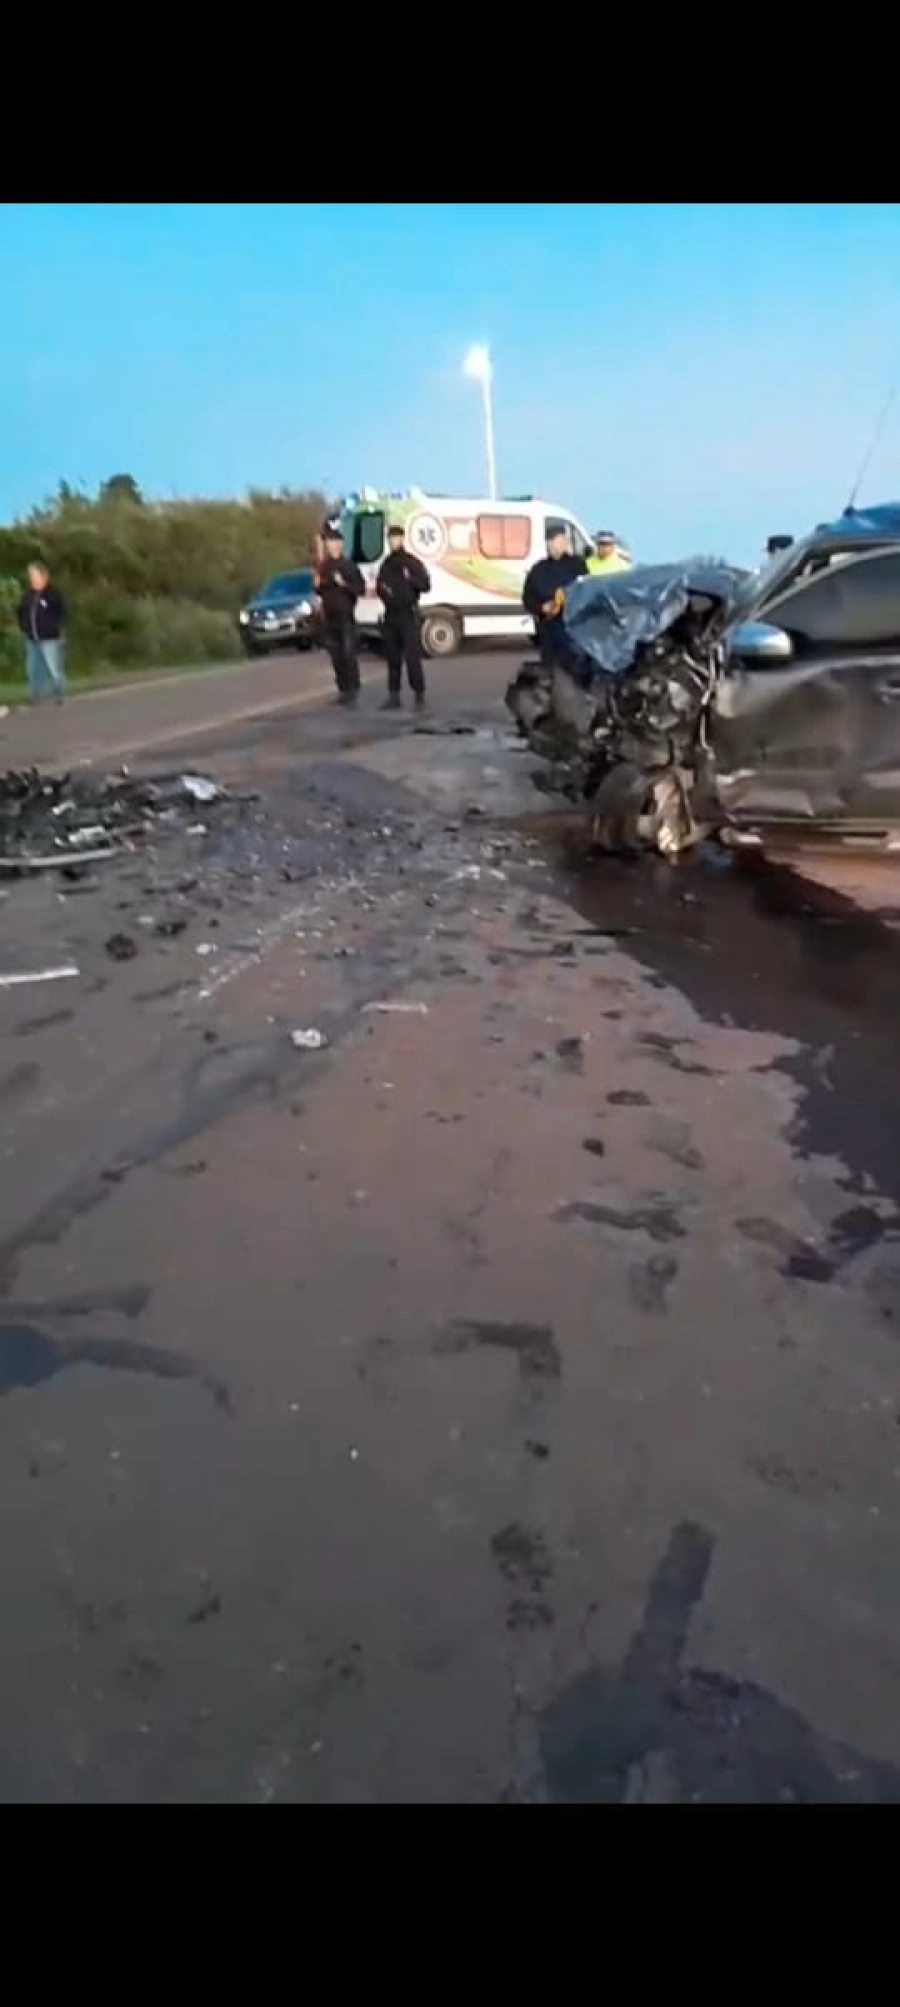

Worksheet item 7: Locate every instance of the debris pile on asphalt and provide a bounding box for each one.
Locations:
[0,767,224,870]
[0,746,550,1008]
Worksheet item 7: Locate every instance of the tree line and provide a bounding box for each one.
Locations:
[0,476,329,684]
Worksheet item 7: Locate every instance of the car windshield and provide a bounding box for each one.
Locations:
[259,571,314,599]
[341,509,385,565]
[733,541,807,616]
[733,504,900,623]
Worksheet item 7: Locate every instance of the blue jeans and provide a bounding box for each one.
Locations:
[25,638,66,700]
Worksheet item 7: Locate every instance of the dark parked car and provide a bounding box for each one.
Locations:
[238,569,320,656]
[506,501,900,854]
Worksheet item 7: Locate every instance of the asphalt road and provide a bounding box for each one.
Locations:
[3,647,900,1802]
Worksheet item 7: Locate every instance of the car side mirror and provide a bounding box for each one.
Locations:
[728,620,793,665]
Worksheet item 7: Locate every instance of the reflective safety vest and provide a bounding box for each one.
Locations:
[586,550,632,576]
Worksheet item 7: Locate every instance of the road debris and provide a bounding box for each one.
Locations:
[291,1028,328,1050]
[0,965,79,988]
[180,775,220,805]
[105,933,138,961]
[0,765,225,869]
[362,1000,429,1016]
[0,847,116,872]
[412,722,477,737]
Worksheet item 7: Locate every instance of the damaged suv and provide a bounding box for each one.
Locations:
[506,502,900,855]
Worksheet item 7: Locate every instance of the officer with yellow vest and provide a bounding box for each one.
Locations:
[586,530,632,576]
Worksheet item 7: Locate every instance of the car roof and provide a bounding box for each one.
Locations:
[812,501,900,542]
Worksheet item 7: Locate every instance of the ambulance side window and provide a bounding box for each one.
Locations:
[477,514,531,560]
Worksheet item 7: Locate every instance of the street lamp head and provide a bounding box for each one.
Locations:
[463,343,491,383]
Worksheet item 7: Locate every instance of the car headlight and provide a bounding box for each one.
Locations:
[295,600,312,617]
[238,609,249,623]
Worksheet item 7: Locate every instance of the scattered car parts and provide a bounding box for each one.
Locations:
[0,767,225,871]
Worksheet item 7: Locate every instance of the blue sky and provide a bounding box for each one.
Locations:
[3,201,900,563]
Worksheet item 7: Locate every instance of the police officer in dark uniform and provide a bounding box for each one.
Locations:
[522,523,588,670]
[317,525,366,706]
[375,524,431,710]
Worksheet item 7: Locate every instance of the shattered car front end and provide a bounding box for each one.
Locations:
[508,504,900,857]
[506,560,741,855]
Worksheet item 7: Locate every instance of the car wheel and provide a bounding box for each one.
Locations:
[420,609,462,659]
[241,635,263,657]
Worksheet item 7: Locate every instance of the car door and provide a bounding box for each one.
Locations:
[718,548,900,827]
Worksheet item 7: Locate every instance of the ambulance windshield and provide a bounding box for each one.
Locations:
[341,509,385,566]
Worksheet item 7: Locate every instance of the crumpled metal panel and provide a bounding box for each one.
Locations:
[562,559,740,678]
[713,652,900,828]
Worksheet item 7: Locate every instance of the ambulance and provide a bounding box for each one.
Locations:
[337,488,595,658]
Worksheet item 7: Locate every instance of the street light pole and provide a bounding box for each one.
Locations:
[463,344,498,500]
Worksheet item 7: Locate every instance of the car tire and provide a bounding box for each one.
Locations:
[420,609,462,659]
[241,636,264,657]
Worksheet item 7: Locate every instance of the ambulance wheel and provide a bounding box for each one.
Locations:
[420,609,462,659]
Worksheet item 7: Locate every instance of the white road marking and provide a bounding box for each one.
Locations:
[193,878,363,1003]
[0,965,80,988]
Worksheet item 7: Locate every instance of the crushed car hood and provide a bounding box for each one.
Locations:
[560,558,744,780]
[563,558,742,678]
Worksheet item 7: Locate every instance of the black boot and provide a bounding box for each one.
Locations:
[381,693,402,711]
[414,690,426,711]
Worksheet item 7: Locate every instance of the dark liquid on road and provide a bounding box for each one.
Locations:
[526,816,900,1231]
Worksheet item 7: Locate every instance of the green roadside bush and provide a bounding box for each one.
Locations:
[0,477,330,681]
[65,592,239,674]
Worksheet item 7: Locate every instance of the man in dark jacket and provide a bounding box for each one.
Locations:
[316,528,366,705]
[522,526,587,671]
[376,525,431,710]
[17,560,67,703]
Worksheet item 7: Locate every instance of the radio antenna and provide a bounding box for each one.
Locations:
[845,373,899,514]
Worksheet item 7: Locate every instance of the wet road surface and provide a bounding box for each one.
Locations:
[3,650,900,1802]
